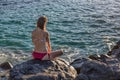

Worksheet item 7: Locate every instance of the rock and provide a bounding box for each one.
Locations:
[107,40,120,56]
[88,54,100,60]
[0,62,13,70]
[110,48,120,58]
[75,73,89,80]
[71,56,120,80]
[3,40,120,80]
[78,60,114,80]
[70,58,89,74]
[107,40,120,59]
[9,58,77,80]
[71,40,120,80]
[98,54,111,63]
[71,45,120,80]
[1,76,8,80]
[0,62,13,80]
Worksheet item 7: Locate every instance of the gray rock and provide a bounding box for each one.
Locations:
[75,73,89,80]
[71,40,120,80]
[107,40,120,56]
[0,62,13,70]
[88,54,100,60]
[71,56,120,80]
[0,62,13,80]
[70,58,89,74]
[10,58,77,80]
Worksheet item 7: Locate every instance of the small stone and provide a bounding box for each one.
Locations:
[0,62,13,70]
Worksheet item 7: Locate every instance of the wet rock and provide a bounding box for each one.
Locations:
[0,62,13,70]
[71,56,120,80]
[71,40,120,80]
[88,54,100,60]
[78,60,114,80]
[70,58,89,74]
[1,76,8,80]
[10,58,77,80]
[88,54,111,62]
[107,40,120,56]
[75,73,89,80]
[0,62,13,80]
[98,54,111,63]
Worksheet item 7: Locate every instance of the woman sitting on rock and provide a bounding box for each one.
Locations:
[32,16,63,60]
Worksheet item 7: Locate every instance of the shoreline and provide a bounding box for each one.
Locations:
[0,40,120,80]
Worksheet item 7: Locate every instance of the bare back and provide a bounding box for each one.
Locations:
[32,28,48,53]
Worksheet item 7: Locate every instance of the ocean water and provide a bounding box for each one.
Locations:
[0,0,120,63]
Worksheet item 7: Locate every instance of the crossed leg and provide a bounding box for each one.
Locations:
[42,50,63,60]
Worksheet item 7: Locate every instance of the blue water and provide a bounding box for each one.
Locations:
[0,0,120,62]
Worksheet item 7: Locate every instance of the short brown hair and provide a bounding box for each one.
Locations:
[37,16,48,30]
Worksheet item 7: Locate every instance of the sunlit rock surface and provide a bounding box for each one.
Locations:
[10,58,77,80]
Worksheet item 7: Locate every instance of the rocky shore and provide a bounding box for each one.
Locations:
[0,40,120,80]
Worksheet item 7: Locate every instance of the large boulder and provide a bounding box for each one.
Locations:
[107,40,120,57]
[71,57,120,80]
[70,58,89,74]
[0,62,13,80]
[71,40,120,80]
[9,58,77,80]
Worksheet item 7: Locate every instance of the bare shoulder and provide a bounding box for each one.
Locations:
[32,29,37,34]
[44,31,49,37]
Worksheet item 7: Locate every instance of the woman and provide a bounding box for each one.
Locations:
[32,16,63,60]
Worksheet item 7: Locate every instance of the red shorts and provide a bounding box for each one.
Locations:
[32,51,48,60]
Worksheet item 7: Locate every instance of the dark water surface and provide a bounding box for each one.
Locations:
[0,0,120,62]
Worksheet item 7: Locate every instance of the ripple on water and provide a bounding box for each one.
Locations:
[0,0,120,62]
[90,14,104,18]
[89,24,101,28]
[112,27,120,30]
[0,39,26,48]
[0,20,23,25]
[108,14,120,19]
[95,19,107,24]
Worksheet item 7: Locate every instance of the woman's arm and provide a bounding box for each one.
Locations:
[46,32,51,54]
